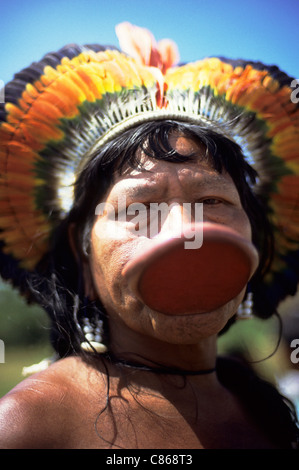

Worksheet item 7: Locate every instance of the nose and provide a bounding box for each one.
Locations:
[154,202,203,241]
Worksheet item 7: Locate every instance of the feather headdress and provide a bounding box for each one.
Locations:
[0,22,298,316]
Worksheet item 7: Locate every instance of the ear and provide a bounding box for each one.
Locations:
[68,223,98,301]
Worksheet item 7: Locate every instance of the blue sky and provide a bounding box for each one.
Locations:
[0,0,298,85]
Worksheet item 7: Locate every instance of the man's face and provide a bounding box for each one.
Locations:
[87,133,252,351]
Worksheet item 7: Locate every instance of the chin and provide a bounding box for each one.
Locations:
[134,299,239,344]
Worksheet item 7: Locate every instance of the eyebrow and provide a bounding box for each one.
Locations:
[122,184,164,199]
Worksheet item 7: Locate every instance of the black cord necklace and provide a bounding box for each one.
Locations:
[108,355,216,376]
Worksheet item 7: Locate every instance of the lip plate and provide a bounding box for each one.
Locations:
[122,223,259,315]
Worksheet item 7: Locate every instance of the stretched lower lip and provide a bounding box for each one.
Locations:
[122,223,259,316]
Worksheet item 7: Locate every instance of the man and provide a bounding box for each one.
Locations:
[0,23,298,448]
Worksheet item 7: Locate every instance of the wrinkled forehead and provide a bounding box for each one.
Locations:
[91,123,255,208]
[108,150,238,203]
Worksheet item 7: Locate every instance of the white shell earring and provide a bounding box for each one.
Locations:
[80,317,108,353]
[237,291,254,319]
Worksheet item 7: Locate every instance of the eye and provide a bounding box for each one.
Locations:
[201,198,223,205]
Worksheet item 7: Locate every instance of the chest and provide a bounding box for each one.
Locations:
[65,392,276,449]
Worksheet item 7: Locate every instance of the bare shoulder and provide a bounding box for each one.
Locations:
[0,355,107,449]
